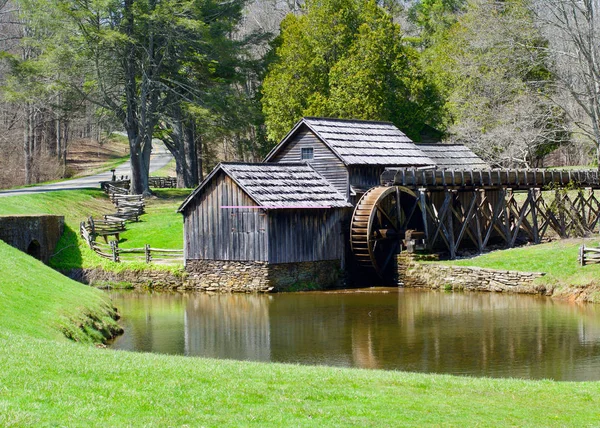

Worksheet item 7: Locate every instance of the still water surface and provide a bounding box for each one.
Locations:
[109,288,600,381]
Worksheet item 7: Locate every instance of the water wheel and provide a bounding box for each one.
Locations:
[350,186,420,277]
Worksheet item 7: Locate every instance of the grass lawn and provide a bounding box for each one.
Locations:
[0,188,190,272]
[1,193,600,425]
[0,240,120,343]
[118,188,190,249]
[447,238,600,285]
[1,240,600,426]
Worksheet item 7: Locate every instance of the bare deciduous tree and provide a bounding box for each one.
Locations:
[532,0,600,167]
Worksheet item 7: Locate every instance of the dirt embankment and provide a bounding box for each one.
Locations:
[550,283,600,304]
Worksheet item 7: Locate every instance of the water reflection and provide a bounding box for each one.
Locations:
[109,289,600,381]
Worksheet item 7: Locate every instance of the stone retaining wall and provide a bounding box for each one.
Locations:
[185,259,341,292]
[0,215,64,263]
[67,268,185,289]
[68,259,341,292]
[185,260,270,292]
[397,253,549,295]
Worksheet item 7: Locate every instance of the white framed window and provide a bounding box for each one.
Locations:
[301,147,314,160]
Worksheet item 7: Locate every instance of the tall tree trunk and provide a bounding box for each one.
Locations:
[33,110,40,183]
[196,132,203,182]
[122,0,150,196]
[184,121,199,187]
[62,120,69,177]
[56,117,61,163]
[23,104,33,185]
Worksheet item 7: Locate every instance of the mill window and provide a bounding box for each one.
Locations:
[301,147,314,160]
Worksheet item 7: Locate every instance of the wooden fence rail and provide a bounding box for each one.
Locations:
[79,220,182,264]
[101,181,129,194]
[579,245,600,266]
[148,176,177,188]
[109,241,183,264]
[80,182,181,264]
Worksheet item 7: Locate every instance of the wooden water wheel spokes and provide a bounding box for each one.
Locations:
[350,186,419,277]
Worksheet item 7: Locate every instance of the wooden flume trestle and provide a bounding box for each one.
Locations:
[351,168,600,276]
[380,168,600,190]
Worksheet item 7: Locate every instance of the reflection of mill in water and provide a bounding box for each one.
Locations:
[111,290,600,379]
[185,294,272,361]
[179,291,600,379]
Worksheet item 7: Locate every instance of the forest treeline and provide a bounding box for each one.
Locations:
[0,0,599,192]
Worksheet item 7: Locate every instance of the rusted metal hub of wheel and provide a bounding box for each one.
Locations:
[350,186,419,277]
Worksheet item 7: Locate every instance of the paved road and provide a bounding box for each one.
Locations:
[0,141,173,197]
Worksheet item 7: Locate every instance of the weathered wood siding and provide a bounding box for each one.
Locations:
[348,165,385,205]
[271,128,349,198]
[349,165,386,190]
[267,209,345,263]
[183,173,268,261]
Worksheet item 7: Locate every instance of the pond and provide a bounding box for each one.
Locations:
[108,288,600,381]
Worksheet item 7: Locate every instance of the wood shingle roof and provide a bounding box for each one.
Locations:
[417,144,489,169]
[178,162,351,212]
[265,117,435,166]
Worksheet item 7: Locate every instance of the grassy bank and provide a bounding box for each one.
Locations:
[1,210,600,425]
[120,188,189,249]
[445,238,600,301]
[0,189,188,273]
[0,240,120,343]
[3,330,600,426]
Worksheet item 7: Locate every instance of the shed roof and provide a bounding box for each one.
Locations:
[265,117,435,166]
[417,144,489,169]
[178,162,351,212]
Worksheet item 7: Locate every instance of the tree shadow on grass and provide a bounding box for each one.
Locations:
[49,225,83,270]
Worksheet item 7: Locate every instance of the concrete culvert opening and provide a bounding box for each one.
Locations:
[27,240,41,260]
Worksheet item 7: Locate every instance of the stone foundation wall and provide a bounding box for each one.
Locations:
[267,260,341,291]
[397,254,548,295]
[68,259,342,292]
[185,259,342,292]
[67,268,186,289]
[185,260,270,292]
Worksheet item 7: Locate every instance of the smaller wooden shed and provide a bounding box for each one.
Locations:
[178,162,352,292]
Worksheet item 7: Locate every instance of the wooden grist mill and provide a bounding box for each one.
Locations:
[350,168,600,277]
[180,117,600,289]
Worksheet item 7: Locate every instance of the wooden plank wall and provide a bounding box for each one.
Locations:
[349,165,386,205]
[271,128,349,198]
[183,173,268,261]
[349,166,386,191]
[268,209,345,263]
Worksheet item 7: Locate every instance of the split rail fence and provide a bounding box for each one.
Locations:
[579,246,600,266]
[79,183,182,264]
[148,176,177,188]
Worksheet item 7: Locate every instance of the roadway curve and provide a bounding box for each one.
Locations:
[0,141,173,197]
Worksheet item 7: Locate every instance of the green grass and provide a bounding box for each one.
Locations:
[1,199,600,425]
[447,238,597,284]
[2,331,600,427]
[0,189,189,272]
[0,190,114,269]
[0,243,599,426]
[0,240,119,343]
[118,188,190,249]
[444,238,600,302]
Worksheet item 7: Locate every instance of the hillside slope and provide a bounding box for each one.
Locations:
[0,240,599,425]
[0,240,120,342]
